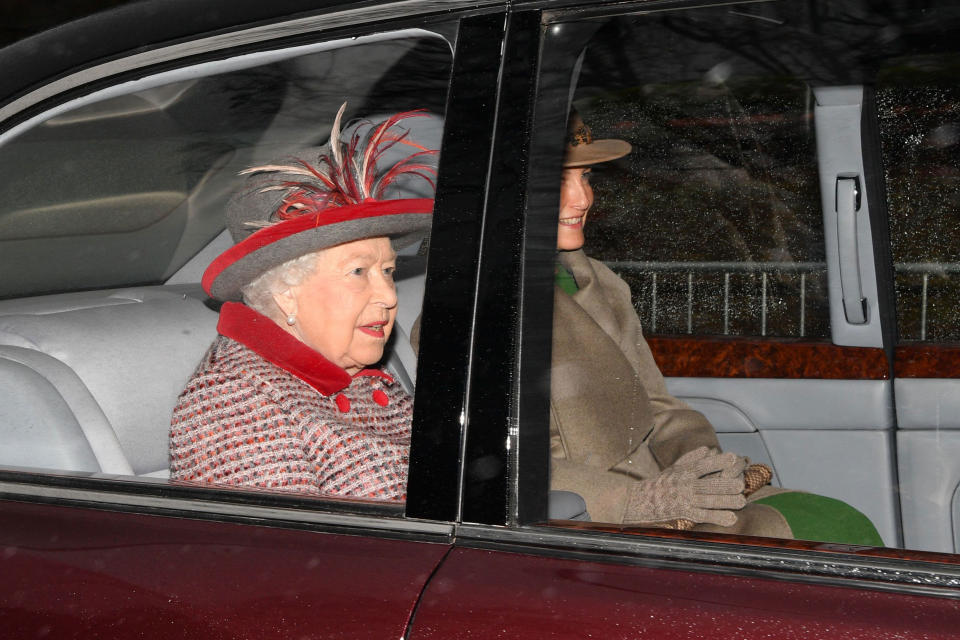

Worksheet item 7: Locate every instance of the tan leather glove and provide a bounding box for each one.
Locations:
[623,446,747,527]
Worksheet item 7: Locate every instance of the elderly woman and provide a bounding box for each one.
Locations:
[169,106,434,501]
[550,110,884,544]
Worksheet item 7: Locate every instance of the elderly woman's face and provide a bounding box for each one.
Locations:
[558,167,593,251]
[281,236,398,375]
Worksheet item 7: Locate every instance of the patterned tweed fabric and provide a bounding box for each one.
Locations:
[170,335,412,501]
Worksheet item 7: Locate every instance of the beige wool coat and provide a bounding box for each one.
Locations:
[551,249,790,537]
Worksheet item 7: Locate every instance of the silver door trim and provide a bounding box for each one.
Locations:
[0,480,454,537]
[456,523,960,597]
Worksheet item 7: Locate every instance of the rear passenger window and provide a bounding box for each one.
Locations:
[0,33,450,298]
[881,55,960,342]
[0,25,453,511]
[528,0,960,559]
[882,51,960,555]
[580,42,829,338]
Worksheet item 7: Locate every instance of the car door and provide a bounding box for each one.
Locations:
[0,2,508,637]
[406,2,960,638]
[554,1,902,547]
[881,46,960,553]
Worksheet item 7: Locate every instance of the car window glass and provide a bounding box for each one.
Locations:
[0,32,449,299]
[532,1,960,558]
[880,45,960,555]
[578,18,827,339]
[0,25,453,515]
[881,55,960,342]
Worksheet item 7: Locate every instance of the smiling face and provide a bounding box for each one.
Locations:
[277,236,398,375]
[557,167,594,251]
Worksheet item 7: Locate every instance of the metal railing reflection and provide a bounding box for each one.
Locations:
[609,261,957,341]
[893,262,960,342]
[608,260,825,337]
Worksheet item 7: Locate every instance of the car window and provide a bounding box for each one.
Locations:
[881,56,960,343]
[524,0,960,559]
[0,24,455,516]
[0,2,128,48]
[880,46,960,553]
[579,37,827,339]
[0,31,450,299]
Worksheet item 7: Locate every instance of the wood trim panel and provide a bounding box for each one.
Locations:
[895,343,960,378]
[647,335,889,380]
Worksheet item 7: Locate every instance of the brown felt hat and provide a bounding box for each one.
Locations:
[563,110,631,167]
[202,105,436,302]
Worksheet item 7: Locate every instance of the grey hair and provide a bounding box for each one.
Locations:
[241,251,321,321]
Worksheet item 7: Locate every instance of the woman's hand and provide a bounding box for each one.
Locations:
[623,446,747,527]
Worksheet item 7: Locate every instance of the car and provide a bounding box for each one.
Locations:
[2,0,960,637]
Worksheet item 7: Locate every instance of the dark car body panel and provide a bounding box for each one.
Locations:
[1,498,450,639]
[4,1,960,638]
[413,546,960,639]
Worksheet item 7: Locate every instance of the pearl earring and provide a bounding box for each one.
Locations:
[286,314,296,326]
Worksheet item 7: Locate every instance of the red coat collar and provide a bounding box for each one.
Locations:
[217,302,393,396]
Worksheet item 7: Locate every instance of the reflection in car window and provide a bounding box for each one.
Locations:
[881,55,960,342]
[0,34,450,299]
[578,18,828,339]
[533,1,960,556]
[0,27,452,512]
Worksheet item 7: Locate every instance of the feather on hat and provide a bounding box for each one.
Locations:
[203,103,438,302]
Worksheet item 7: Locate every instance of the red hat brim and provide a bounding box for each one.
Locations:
[202,198,433,301]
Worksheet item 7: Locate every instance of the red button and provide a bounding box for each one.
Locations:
[372,390,389,407]
[335,394,350,413]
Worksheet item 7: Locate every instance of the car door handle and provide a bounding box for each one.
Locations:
[836,174,868,324]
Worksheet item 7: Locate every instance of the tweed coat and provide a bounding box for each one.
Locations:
[170,303,412,500]
[551,249,790,536]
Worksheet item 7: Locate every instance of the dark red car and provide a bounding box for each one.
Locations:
[2,0,960,637]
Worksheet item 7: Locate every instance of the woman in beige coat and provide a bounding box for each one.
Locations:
[550,112,882,544]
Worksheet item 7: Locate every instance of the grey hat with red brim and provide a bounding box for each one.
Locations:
[202,193,433,302]
[202,104,439,302]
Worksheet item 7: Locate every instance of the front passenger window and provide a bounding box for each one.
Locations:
[0,26,453,513]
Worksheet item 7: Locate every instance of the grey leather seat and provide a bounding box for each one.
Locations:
[0,255,425,479]
[0,286,218,475]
